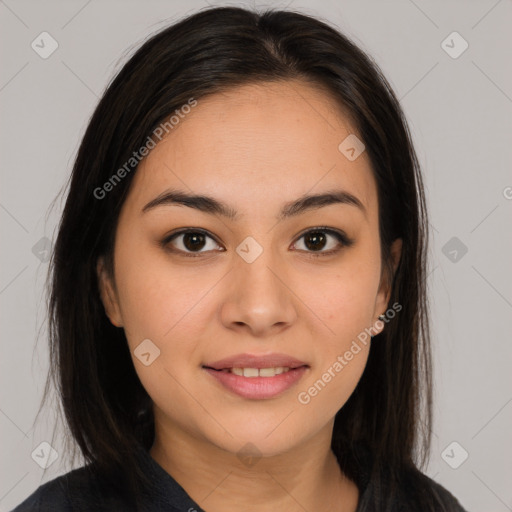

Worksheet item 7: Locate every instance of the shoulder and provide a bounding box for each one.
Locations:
[394,466,468,512]
[347,445,468,512]
[342,442,468,511]
[10,465,117,512]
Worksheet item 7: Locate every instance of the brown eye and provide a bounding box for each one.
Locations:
[292,228,353,257]
[181,232,207,251]
[162,227,353,259]
[163,229,223,257]
[303,231,328,251]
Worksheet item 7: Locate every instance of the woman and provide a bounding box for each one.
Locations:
[12,5,467,511]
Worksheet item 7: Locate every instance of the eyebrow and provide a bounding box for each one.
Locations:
[141,188,366,221]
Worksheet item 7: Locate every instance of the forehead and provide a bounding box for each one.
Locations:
[124,80,377,221]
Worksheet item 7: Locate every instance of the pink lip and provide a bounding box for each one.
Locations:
[202,352,310,400]
[204,352,308,370]
[203,366,309,400]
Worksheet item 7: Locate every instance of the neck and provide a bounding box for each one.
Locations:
[149,418,359,512]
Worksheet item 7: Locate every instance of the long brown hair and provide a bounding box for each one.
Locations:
[41,6,432,509]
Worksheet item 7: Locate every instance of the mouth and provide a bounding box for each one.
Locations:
[203,352,309,371]
[202,353,310,399]
[203,366,306,377]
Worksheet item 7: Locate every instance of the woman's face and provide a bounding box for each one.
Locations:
[98,80,401,458]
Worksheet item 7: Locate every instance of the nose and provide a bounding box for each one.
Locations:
[219,251,298,338]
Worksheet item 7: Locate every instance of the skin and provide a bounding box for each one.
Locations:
[97,80,402,512]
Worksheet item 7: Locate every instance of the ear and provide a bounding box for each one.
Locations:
[373,238,402,332]
[96,256,123,328]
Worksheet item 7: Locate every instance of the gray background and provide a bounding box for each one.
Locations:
[1,0,511,510]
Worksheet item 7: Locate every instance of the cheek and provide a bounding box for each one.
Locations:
[293,251,379,412]
[308,252,381,335]
[115,268,172,341]
[296,333,371,421]
[113,258,209,417]
[113,246,217,377]
[113,231,189,332]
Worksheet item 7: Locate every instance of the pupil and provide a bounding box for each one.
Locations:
[184,233,206,251]
[305,232,326,251]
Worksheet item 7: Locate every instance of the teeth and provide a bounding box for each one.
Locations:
[230,367,291,377]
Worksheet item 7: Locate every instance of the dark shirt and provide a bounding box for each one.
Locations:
[11,443,467,511]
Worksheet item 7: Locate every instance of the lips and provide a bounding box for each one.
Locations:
[203,366,309,399]
[203,352,309,371]
[202,353,309,399]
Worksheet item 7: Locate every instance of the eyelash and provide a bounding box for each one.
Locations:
[160,227,354,259]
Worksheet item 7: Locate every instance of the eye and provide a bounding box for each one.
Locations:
[291,227,353,257]
[161,227,353,258]
[162,229,223,258]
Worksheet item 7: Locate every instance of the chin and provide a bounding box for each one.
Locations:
[204,420,314,459]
